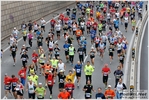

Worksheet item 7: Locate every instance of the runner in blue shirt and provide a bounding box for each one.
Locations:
[63,41,70,63]
[74,61,82,88]
[90,27,96,44]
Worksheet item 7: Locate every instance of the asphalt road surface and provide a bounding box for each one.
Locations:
[1,2,146,99]
[140,23,148,91]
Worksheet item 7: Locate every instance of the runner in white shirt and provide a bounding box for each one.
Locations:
[117,41,123,58]
[72,23,77,36]
[107,12,111,25]
[80,21,85,35]
[115,11,120,19]
[12,27,19,40]
[48,39,54,59]
[101,33,107,49]
[40,18,46,32]
[55,22,61,40]
[116,28,123,38]
[98,41,105,61]
[58,59,66,72]
[124,17,129,32]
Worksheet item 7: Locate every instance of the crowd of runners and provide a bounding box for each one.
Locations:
[3,1,144,99]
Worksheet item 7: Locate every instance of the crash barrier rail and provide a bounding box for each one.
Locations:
[129,11,148,99]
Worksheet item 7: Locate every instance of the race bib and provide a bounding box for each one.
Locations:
[97,97,102,99]
[116,75,120,79]
[65,48,68,51]
[5,85,10,89]
[77,69,81,73]
[79,51,83,55]
[15,87,20,91]
[22,58,26,61]
[60,79,64,83]
[86,93,91,97]
[12,82,16,86]
[38,94,43,98]
[48,81,52,85]
[21,73,24,77]
[68,87,72,92]
[104,72,108,76]
[29,88,34,90]
[12,48,16,51]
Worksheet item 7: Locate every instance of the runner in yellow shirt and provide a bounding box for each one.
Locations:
[65,69,76,83]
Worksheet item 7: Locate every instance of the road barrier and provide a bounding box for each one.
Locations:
[129,10,148,99]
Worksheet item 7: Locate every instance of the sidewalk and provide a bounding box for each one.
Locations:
[1,2,76,50]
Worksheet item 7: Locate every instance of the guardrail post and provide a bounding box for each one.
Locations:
[130,85,134,99]
[132,48,135,60]
[146,4,147,11]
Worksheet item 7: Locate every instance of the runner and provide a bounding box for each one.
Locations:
[117,41,123,58]
[12,27,19,40]
[54,43,60,59]
[98,21,103,36]
[33,21,39,39]
[131,18,136,32]
[15,80,24,99]
[55,22,61,40]
[18,67,27,86]
[86,19,91,35]
[122,37,128,54]
[90,27,96,44]
[50,57,59,82]
[114,66,124,86]
[102,64,111,89]
[47,71,54,99]
[3,73,12,99]
[89,47,96,66]
[95,87,106,99]
[77,45,85,64]
[27,72,39,87]
[80,37,87,56]
[11,75,19,99]
[50,17,56,31]
[94,35,101,51]
[28,64,36,76]
[68,44,76,66]
[40,18,46,33]
[35,83,46,99]
[26,79,36,99]
[74,61,82,87]
[58,59,66,73]
[28,20,33,32]
[124,16,129,32]
[65,79,75,98]
[37,33,44,48]
[83,80,95,99]
[58,88,70,99]
[66,7,71,16]
[41,61,52,87]
[108,44,114,64]
[84,61,94,84]
[27,30,33,48]
[22,27,28,44]
[57,70,66,91]
[46,37,54,59]
[38,50,46,75]
[32,50,38,71]
[65,69,76,83]
[63,41,70,63]
[75,27,82,45]
[10,42,17,66]
[104,85,115,99]
[114,78,127,99]
[119,51,125,68]
[98,41,105,61]
[21,51,29,68]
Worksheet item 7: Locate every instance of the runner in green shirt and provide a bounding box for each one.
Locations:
[86,7,91,17]
[98,21,103,35]
[84,61,94,84]
[35,83,46,99]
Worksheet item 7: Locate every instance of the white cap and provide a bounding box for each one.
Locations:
[23,44,25,47]
[71,44,73,45]
[14,27,16,29]
[108,85,111,88]
[60,70,64,72]
[91,47,94,49]
[39,83,42,85]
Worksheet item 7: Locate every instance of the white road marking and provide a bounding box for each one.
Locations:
[83,55,88,63]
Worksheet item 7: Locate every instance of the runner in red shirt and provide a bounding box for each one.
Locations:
[98,14,104,22]
[92,21,98,32]
[103,6,107,16]
[18,67,27,86]
[47,70,54,99]
[50,18,56,31]
[32,50,38,71]
[65,79,75,98]
[102,64,111,89]
[90,9,93,17]
[59,13,65,25]
[86,19,91,35]
[63,17,69,24]
[4,73,12,99]
[11,75,19,99]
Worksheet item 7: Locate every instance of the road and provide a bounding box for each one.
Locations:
[1,2,146,99]
[140,23,148,91]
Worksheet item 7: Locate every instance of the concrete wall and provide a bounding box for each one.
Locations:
[1,1,74,40]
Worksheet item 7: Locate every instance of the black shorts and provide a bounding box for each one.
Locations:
[45,74,49,79]
[12,86,16,92]
[38,42,43,47]
[76,37,80,40]
[99,30,102,33]
[87,27,90,30]
[117,50,121,54]
[34,30,38,33]
[109,52,113,57]
[90,55,95,59]
[17,90,24,96]
[59,83,64,89]
[103,76,108,83]
[120,16,123,19]
[12,52,16,58]
[65,51,69,55]
[23,36,27,41]
[28,93,35,99]
[125,23,128,28]
[52,68,57,73]
[95,43,99,48]
[120,60,124,64]
[41,26,45,29]
[57,31,60,36]
[76,73,81,77]
[110,43,114,46]
[40,63,44,65]
[85,95,92,99]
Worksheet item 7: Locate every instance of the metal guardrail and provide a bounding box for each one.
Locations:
[129,10,148,99]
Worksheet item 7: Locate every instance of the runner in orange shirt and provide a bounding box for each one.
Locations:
[104,85,115,99]
[58,88,70,99]
[41,61,52,87]
[75,27,82,45]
